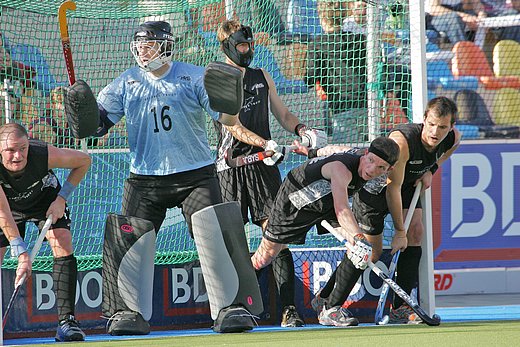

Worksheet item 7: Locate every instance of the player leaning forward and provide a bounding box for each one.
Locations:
[250,136,400,326]
[64,21,262,335]
[313,96,461,325]
[0,123,90,341]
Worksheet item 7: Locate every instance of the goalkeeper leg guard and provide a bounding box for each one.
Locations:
[393,246,422,309]
[192,202,263,333]
[102,214,156,335]
[53,254,78,321]
[327,256,364,308]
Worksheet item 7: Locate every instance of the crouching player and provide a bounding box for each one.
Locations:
[0,123,91,341]
[250,136,400,326]
[312,96,460,325]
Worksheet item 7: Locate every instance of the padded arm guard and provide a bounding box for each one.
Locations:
[63,79,100,139]
[204,61,243,115]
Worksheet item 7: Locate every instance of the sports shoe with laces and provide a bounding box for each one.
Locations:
[281,305,305,327]
[55,315,86,342]
[318,306,359,327]
[311,292,326,314]
[107,310,150,335]
[388,304,423,324]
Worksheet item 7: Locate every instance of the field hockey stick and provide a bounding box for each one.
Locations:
[225,145,298,168]
[320,219,441,326]
[58,0,87,153]
[2,215,53,329]
[374,182,422,324]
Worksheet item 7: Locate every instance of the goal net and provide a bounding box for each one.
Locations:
[0,0,413,272]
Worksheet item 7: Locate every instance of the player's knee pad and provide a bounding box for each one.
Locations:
[102,213,156,321]
[191,202,263,328]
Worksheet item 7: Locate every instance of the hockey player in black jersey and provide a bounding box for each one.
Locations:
[313,96,461,325]
[215,19,326,328]
[0,123,91,341]
[250,136,400,327]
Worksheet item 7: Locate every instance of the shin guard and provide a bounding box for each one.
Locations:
[102,213,156,321]
[192,202,263,331]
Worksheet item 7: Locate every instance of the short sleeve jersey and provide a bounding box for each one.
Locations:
[278,149,366,213]
[97,62,220,176]
[391,123,455,187]
[0,140,60,213]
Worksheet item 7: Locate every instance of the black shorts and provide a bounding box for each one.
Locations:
[218,162,281,226]
[122,164,222,235]
[0,207,71,247]
[352,184,421,235]
[262,173,336,244]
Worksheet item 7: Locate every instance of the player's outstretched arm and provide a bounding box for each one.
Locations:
[386,132,409,235]
[321,161,358,244]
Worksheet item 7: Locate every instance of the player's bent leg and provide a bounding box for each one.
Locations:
[192,202,263,333]
[46,228,74,257]
[251,237,285,270]
[102,214,156,336]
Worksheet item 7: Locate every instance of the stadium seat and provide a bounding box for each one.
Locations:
[451,41,520,89]
[9,44,60,95]
[455,124,481,139]
[252,44,308,95]
[493,39,520,78]
[427,60,479,90]
[380,91,408,132]
[492,88,520,127]
[454,89,520,139]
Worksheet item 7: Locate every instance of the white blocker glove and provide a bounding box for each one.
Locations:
[347,234,372,270]
[263,140,285,166]
[300,129,328,149]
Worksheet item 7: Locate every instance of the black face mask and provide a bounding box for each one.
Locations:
[222,25,254,67]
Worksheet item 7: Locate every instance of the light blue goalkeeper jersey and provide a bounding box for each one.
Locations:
[97,62,220,175]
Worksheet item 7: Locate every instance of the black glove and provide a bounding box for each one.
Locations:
[204,61,243,115]
[63,79,100,139]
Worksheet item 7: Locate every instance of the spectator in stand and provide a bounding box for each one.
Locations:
[305,0,367,142]
[486,0,520,42]
[426,0,487,44]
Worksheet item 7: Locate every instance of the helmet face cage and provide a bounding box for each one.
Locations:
[222,25,255,67]
[131,21,174,72]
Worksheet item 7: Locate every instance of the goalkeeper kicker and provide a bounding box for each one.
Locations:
[63,20,262,335]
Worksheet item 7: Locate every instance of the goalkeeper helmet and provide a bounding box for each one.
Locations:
[131,21,174,72]
[221,25,254,68]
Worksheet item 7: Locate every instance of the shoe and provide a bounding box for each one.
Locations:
[107,310,150,335]
[388,304,423,324]
[311,292,327,315]
[318,306,359,327]
[55,315,85,342]
[281,305,305,327]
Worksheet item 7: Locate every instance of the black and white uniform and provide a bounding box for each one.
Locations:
[0,140,70,247]
[353,123,456,235]
[264,149,366,245]
[215,67,281,225]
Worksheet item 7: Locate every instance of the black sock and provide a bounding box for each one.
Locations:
[53,254,78,322]
[272,248,295,308]
[393,246,422,309]
[327,255,363,308]
[319,269,337,299]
